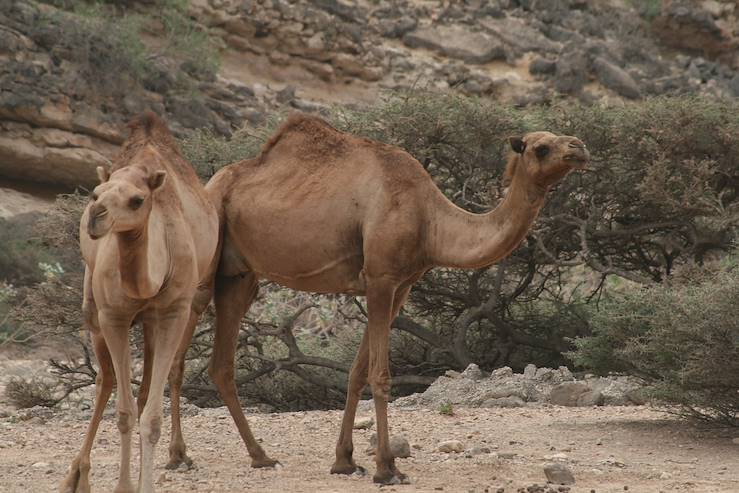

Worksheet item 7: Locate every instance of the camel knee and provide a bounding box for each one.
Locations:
[368,373,391,400]
[117,410,135,435]
[347,374,368,398]
[140,415,162,446]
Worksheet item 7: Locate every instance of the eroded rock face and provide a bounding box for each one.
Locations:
[2,0,739,191]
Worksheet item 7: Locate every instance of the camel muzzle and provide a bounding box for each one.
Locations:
[87,207,109,239]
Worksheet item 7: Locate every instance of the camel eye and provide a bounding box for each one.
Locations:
[90,193,98,202]
[535,145,549,158]
[129,196,145,210]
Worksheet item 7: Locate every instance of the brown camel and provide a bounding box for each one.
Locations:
[59,112,218,493]
[204,114,589,484]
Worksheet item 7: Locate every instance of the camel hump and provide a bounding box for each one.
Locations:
[259,113,341,161]
[127,110,175,144]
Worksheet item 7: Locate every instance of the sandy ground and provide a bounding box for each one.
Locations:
[1,404,737,493]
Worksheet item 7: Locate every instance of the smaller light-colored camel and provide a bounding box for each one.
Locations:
[59,112,218,493]
[204,114,589,484]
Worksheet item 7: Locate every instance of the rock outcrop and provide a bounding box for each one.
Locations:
[393,364,645,409]
[2,0,739,196]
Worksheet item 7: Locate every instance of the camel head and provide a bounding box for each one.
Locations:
[504,131,589,189]
[87,165,166,239]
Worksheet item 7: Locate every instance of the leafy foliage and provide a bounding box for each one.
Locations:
[570,261,739,426]
[9,92,739,417]
[31,0,219,95]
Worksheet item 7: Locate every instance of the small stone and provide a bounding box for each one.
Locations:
[523,364,537,378]
[731,437,739,445]
[368,433,411,458]
[157,472,168,484]
[498,452,517,460]
[462,363,485,380]
[543,462,575,485]
[31,462,50,469]
[438,440,465,453]
[353,417,374,430]
[659,472,671,480]
[544,453,568,461]
[464,446,491,457]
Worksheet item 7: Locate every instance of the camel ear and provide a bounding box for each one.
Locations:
[96,166,110,184]
[148,170,167,190]
[509,136,526,154]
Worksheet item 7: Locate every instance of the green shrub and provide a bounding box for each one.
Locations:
[4,377,59,408]
[570,260,739,426]
[32,0,219,95]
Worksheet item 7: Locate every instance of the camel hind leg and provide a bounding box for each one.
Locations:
[60,267,116,493]
[209,271,278,468]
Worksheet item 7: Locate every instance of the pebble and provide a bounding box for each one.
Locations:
[31,462,49,469]
[464,446,491,457]
[438,440,465,453]
[543,453,568,461]
[732,438,739,445]
[543,462,575,485]
[353,416,374,430]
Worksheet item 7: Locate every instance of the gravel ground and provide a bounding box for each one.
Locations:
[1,404,737,493]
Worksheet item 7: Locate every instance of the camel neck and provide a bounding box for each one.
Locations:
[427,166,548,270]
[116,215,167,299]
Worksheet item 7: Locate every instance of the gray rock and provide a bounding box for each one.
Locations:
[461,363,485,380]
[592,57,641,99]
[353,416,374,430]
[544,462,576,485]
[464,446,491,457]
[549,382,590,407]
[523,364,537,378]
[369,433,411,458]
[403,25,505,64]
[576,389,603,407]
[529,57,556,75]
[554,50,588,94]
[438,440,465,453]
[482,396,526,408]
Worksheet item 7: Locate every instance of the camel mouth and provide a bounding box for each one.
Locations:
[564,154,589,168]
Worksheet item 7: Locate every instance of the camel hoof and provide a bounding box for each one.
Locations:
[165,455,194,470]
[373,471,410,485]
[59,460,90,493]
[251,457,280,469]
[330,462,366,476]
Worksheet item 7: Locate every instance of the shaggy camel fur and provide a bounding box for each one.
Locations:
[205,114,589,484]
[59,112,218,493]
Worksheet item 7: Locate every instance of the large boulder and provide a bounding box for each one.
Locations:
[592,57,641,99]
[403,24,505,64]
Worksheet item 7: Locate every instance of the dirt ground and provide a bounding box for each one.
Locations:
[1,403,737,493]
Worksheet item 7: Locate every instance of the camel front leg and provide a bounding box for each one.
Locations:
[137,304,191,493]
[164,305,202,470]
[59,331,115,493]
[331,285,411,477]
[98,311,137,493]
[365,278,408,485]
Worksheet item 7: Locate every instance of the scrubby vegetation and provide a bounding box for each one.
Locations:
[571,260,739,426]
[6,92,738,424]
[31,0,219,95]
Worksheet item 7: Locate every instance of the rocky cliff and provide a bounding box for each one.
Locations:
[1,0,738,206]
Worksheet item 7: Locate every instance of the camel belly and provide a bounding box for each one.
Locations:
[224,213,366,294]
